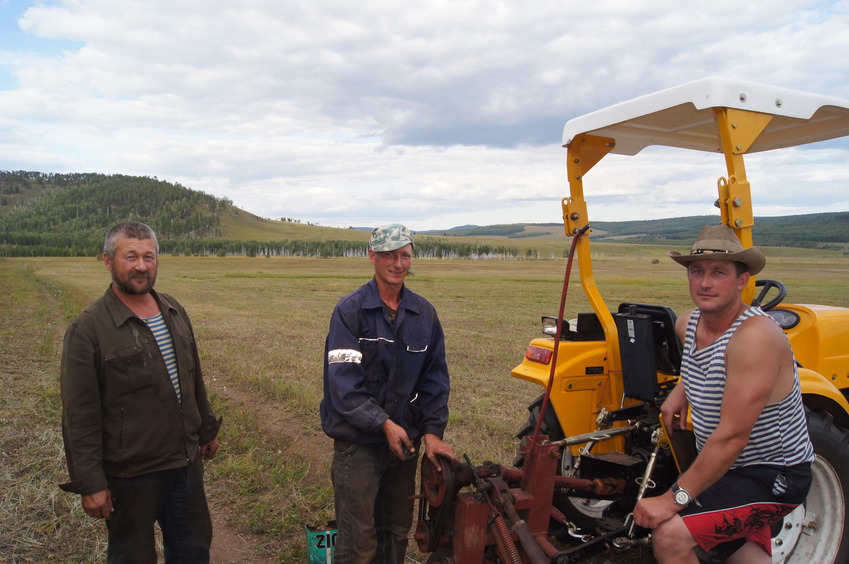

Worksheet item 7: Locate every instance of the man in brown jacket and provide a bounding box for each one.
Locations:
[60,221,222,563]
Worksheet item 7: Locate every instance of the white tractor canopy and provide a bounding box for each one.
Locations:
[562,77,849,155]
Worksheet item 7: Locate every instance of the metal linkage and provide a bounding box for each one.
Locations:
[553,420,647,449]
[626,427,666,537]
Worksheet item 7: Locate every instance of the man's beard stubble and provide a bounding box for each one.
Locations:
[112,272,155,295]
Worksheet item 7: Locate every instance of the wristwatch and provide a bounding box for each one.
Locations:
[671,482,693,507]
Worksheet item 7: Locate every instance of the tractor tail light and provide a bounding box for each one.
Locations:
[525,345,553,364]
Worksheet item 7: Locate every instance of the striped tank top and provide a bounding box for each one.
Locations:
[682,306,814,468]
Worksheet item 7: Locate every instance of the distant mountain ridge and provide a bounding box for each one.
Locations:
[2,170,847,256]
[419,213,849,249]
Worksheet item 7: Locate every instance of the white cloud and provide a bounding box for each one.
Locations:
[1,0,848,230]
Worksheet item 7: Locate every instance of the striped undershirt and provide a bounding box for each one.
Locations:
[682,306,814,468]
[142,312,181,403]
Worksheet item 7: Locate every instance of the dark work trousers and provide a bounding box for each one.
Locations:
[331,439,419,564]
[105,456,212,564]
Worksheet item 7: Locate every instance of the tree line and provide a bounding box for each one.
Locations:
[158,238,524,259]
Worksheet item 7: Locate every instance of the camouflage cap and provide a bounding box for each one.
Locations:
[369,223,414,252]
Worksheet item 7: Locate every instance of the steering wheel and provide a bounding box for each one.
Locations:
[753,279,787,311]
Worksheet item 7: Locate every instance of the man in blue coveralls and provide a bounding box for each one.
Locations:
[320,223,455,564]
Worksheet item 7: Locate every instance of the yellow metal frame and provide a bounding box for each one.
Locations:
[561,135,629,442]
[713,107,773,303]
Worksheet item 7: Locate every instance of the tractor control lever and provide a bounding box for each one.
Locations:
[626,427,665,537]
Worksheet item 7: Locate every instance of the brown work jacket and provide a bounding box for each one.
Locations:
[60,286,221,495]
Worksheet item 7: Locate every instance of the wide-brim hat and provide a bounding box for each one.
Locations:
[369,223,414,252]
[668,225,765,275]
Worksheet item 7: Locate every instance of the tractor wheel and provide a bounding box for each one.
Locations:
[515,395,565,444]
[514,395,614,533]
[514,394,564,467]
[774,409,849,564]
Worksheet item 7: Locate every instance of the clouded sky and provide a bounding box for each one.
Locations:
[2,0,848,230]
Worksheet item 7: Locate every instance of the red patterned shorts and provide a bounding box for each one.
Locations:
[679,462,812,557]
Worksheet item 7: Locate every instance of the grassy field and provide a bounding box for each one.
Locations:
[1,243,847,562]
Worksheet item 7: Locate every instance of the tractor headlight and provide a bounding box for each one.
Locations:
[541,316,570,339]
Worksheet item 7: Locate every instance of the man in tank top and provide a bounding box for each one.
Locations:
[633,225,814,563]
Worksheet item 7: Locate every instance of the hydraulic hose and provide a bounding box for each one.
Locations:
[530,223,590,444]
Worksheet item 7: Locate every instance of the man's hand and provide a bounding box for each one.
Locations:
[423,433,456,471]
[633,490,680,530]
[382,419,415,460]
[201,437,220,460]
[82,488,114,520]
[661,384,689,434]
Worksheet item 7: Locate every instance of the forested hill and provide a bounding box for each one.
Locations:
[1,171,230,256]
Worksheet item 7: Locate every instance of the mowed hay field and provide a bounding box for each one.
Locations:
[1,243,847,563]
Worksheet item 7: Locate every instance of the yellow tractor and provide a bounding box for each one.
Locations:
[415,78,849,563]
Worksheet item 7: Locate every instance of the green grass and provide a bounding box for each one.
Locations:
[1,248,847,561]
[0,261,108,562]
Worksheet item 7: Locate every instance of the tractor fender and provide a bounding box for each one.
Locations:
[800,367,849,430]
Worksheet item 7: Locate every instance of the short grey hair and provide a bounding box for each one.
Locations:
[103,222,159,258]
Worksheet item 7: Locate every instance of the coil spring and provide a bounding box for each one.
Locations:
[490,514,522,564]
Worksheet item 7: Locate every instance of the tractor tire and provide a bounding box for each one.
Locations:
[775,409,849,563]
[515,395,565,450]
[514,395,565,470]
[514,395,615,533]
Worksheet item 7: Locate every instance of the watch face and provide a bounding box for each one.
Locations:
[674,490,690,505]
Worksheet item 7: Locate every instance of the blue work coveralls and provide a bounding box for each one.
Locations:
[320,277,450,563]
